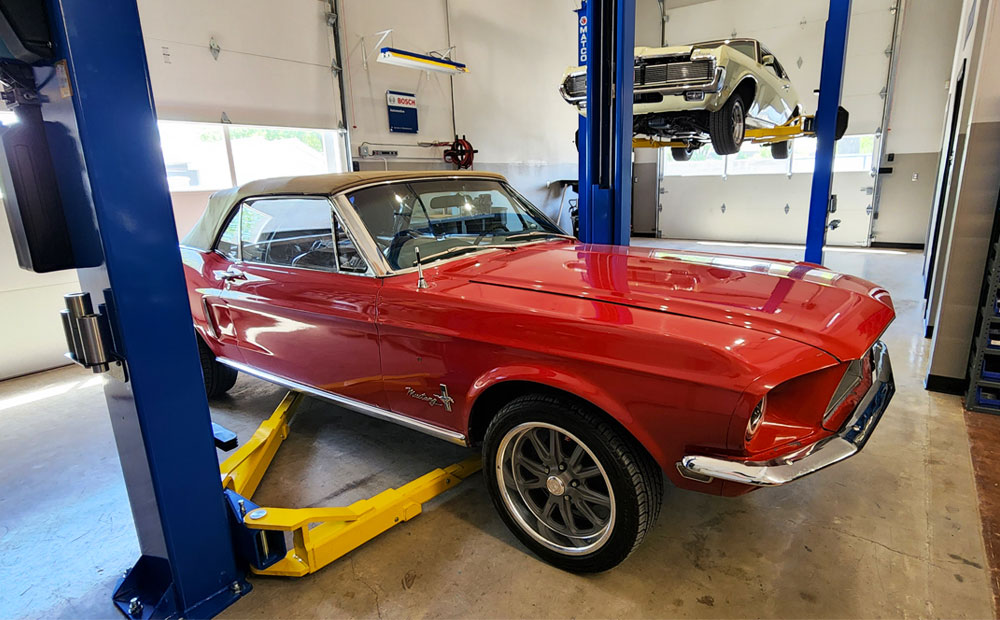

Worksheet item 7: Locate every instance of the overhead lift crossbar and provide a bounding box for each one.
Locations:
[219,392,482,578]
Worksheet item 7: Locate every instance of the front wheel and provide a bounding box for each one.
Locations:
[483,394,662,572]
[709,94,746,155]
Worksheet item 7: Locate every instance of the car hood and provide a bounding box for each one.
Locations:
[446,242,894,361]
[634,45,695,57]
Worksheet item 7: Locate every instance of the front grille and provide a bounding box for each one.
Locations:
[564,58,712,99]
[641,60,713,86]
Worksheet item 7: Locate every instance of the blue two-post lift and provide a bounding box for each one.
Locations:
[575,0,853,266]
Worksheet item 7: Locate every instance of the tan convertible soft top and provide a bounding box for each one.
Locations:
[180,170,507,251]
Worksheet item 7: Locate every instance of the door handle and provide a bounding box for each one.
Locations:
[215,268,246,282]
[782,84,790,90]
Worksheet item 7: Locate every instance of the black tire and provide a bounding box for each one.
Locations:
[670,147,692,162]
[709,94,746,155]
[198,336,237,398]
[771,140,789,159]
[483,393,662,573]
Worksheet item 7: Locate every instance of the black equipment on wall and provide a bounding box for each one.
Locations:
[0,3,73,273]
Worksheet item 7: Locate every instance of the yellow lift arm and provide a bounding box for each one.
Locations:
[219,391,482,577]
[633,114,814,149]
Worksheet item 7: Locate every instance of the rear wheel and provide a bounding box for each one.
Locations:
[670,147,692,162]
[771,140,790,160]
[483,393,662,573]
[709,94,746,155]
[198,336,237,398]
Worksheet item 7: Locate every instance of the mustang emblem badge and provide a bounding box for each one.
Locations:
[405,384,454,412]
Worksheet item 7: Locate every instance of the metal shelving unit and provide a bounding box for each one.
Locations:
[966,234,1000,414]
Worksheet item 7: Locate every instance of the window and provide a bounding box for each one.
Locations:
[727,141,789,176]
[157,120,349,192]
[662,134,877,178]
[230,124,346,185]
[661,146,726,177]
[240,198,338,271]
[694,39,757,61]
[158,121,233,191]
[333,217,367,273]
[348,179,564,270]
[792,134,875,174]
[216,212,240,259]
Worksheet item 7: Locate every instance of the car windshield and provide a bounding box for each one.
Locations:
[346,179,568,270]
[693,39,756,61]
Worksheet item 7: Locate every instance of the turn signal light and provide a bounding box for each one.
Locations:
[745,397,766,442]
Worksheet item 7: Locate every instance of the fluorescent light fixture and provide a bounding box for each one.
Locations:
[377,47,468,74]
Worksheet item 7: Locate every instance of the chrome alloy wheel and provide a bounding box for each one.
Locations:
[731,98,745,144]
[495,422,616,555]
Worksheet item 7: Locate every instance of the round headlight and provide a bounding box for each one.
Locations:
[745,396,766,442]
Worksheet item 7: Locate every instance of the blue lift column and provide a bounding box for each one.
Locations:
[40,1,249,616]
[578,0,635,246]
[804,0,852,264]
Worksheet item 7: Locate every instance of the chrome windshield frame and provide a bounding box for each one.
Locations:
[330,175,571,278]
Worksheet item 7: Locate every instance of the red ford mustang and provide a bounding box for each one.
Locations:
[181,170,895,572]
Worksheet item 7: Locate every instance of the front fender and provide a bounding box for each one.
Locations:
[466,363,671,469]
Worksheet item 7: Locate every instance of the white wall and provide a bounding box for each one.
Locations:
[927,0,1000,381]
[340,0,456,161]
[0,206,80,380]
[872,0,963,245]
[342,0,583,223]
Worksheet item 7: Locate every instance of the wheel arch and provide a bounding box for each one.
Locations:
[465,371,665,471]
[732,75,757,108]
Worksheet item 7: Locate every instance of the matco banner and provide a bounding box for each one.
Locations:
[386,90,418,134]
[576,3,588,65]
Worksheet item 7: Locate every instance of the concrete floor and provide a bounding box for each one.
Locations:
[1,240,996,618]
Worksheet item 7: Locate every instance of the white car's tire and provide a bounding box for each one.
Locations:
[709,94,746,155]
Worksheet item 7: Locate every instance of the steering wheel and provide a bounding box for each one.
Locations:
[386,229,423,267]
[473,224,510,247]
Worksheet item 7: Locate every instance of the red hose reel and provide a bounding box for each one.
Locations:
[442,135,476,169]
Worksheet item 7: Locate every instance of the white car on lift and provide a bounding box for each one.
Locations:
[560,38,804,161]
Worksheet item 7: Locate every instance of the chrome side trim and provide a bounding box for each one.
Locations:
[678,341,894,487]
[217,358,468,446]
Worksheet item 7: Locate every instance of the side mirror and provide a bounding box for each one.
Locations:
[762,54,776,67]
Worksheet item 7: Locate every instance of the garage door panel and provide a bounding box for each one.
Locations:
[137,0,331,67]
[145,38,340,129]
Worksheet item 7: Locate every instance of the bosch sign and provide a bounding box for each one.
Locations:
[386,90,418,133]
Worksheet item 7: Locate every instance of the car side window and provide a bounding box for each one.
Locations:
[215,210,240,260]
[239,197,338,271]
[333,215,368,274]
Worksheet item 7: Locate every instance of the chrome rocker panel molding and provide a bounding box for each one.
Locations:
[679,341,894,487]
[216,358,468,446]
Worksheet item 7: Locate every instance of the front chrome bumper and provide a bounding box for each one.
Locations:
[678,341,894,487]
[560,67,726,105]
